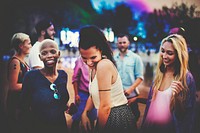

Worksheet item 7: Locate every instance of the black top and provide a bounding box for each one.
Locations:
[20,69,69,133]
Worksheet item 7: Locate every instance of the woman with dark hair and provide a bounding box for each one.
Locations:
[79,25,137,133]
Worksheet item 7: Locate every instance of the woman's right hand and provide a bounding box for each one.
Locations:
[81,111,91,132]
[75,95,81,105]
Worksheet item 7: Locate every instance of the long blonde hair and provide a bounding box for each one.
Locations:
[152,34,189,104]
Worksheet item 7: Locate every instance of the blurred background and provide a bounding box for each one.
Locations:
[1,0,200,59]
[1,0,200,130]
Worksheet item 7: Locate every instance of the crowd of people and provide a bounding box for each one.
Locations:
[1,17,200,133]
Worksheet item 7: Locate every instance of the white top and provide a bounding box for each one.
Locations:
[28,41,44,68]
[89,73,128,109]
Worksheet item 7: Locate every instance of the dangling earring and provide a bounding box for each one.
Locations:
[102,55,107,59]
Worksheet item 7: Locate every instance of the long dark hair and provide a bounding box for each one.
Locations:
[78,25,116,66]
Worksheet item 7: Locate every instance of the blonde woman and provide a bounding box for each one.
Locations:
[7,32,32,132]
[141,34,196,133]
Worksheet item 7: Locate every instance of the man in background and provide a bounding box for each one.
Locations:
[114,33,144,124]
[28,18,56,69]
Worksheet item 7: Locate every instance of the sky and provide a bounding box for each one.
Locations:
[91,0,200,14]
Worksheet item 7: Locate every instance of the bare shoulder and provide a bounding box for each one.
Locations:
[97,59,113,70]
[8,58,20,73]
[97,59,117,83]
[9,58,20,67]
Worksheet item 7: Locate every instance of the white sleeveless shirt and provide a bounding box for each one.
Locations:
[89,73,128,109]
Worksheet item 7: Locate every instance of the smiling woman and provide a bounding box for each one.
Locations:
[79,25,138,133]
[141,34,196,133]
[6,32,32,133]
[19,39,70,133]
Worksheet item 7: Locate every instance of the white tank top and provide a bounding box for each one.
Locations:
[89,73,128,109]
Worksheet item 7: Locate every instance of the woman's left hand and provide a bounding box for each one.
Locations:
[81,113,92,132]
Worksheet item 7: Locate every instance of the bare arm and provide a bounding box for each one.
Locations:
[65,68,75,105]
[73,81,80,104]
[97,60,112,129]
[8,59,22,91]
[81,96,95,132]
[124,77,143,96]
[72,58,82,104]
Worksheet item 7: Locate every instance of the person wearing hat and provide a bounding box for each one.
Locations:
[28,18,56,69]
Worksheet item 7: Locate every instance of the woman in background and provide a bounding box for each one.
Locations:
[7,32,32,133]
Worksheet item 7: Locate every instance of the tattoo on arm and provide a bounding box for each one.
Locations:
[99,89,111,91]
[13,64,17,69]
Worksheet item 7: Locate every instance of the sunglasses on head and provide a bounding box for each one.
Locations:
[50,83,61,100]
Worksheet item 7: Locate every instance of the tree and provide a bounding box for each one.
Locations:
[140,2,200,50]
[113,3,133,35]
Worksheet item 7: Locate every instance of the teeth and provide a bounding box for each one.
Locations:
[47,60,54,64]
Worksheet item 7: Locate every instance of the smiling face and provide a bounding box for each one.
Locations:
[44,25,56,40]
[39,39,60,68]
[79,46,102,69]
[19,38,32,55]
[160,41,176,67]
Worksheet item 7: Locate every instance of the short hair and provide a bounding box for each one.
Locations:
[39,39,58,52]
[35,18,53,34]
[11,32,29,52]
[116,33,130,41]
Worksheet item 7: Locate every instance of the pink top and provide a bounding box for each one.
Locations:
[144,87,173,125]
[72,57,89,93]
